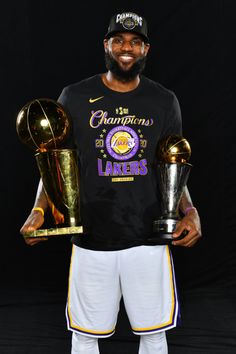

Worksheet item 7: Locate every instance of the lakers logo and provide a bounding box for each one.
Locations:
[106,126,139,160]
[111,131,135,155]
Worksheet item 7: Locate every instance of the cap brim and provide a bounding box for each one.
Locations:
[105,30,149,43]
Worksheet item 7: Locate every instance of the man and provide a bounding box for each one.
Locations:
[21,11,202,354]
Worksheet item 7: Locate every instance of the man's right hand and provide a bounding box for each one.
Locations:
[20,209,48,246]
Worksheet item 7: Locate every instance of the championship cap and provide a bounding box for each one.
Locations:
[105,12,149,43]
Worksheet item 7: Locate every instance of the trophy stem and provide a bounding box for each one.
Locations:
[33,149,82,237]
[152,162,192,244]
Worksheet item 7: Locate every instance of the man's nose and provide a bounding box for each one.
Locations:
[121,40,133,50]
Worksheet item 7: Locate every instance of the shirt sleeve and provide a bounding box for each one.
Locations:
[162,93,183,137]
[57,87,76,149]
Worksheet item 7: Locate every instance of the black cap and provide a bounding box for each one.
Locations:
[105,12,149,43]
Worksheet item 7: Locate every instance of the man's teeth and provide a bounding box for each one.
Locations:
[120,55,133,61]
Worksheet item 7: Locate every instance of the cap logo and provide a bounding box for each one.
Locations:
[123,17,136,30]
[116,13,143,30]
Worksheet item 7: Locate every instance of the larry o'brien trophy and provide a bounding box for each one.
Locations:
[16,98,83,238]
[152,135,192,244]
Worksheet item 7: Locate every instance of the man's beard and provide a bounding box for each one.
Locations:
[104,52,147,81]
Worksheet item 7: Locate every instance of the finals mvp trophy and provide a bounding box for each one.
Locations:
[16,98,83,238]
[152,135,192,244]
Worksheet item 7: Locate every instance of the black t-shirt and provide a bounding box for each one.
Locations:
[58,74,182,251]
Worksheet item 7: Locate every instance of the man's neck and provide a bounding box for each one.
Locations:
[101,72,140,92]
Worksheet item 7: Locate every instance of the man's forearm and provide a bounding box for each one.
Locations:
[32,179,49,212]
[179,186,195,214]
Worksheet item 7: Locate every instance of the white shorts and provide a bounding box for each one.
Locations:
[66,245,179,338]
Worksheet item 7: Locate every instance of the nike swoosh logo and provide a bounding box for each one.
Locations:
[89,96,104,103]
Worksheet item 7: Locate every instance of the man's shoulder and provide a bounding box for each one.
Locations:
[141,76,178,104]
[62,74,100,94]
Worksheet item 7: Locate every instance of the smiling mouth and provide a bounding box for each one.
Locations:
[119,54,135,63]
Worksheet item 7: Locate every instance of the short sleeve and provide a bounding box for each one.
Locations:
[57,87,76,149]
[162,93,183,137]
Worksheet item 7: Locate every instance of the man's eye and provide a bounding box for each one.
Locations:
[113,38,122,45]
[131,39,142,46]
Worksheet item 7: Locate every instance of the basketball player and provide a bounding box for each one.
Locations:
[20,11,202,354]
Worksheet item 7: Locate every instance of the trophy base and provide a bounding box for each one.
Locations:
[23,225,83,238]
[148,233,175,245]
[153,218,177,234]
[149,218,186,245]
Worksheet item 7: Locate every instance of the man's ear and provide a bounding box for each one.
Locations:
[103,38,109,52]
[144,43,150,56]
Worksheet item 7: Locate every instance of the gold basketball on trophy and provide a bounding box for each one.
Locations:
[157,135,191,163]
[16,98,70,151]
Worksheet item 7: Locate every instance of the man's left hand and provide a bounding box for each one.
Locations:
[172,208,202,247]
